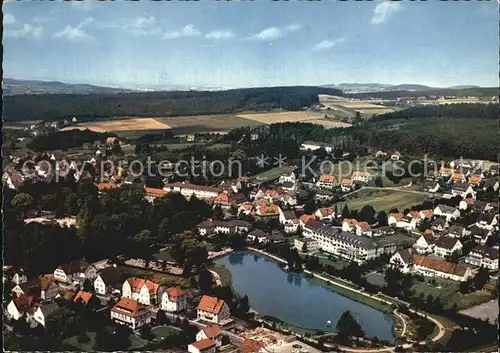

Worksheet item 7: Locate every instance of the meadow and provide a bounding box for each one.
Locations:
[339,189,428,212]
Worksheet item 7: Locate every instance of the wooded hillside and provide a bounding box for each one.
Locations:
[3,86,342,121]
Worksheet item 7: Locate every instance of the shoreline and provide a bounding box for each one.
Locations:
[220,248,399,342]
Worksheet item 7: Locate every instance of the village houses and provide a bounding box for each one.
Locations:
[161,288,187,312]
[433,237,463,258]
[122,277,163,306]
[195,325,224,347]
[352,171,372,183]
[197,295,231,325]
[316,175,336,189]
[111,298,152,329]
[433,205,460,221]
[411,255,472,282]
[465,245,499,271]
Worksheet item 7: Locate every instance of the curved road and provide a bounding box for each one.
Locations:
[248,248,447,353]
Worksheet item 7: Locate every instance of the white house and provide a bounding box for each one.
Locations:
[391,151,402,161]
[6,295,37,322]
[12,277,59,302]
[111,298,151,329]
[412,255,473,282]
[160,288,187,313]
[164,183,222,200]
[465,245,499,271]
[388,213,416,230]
[188,339,217,353]
[93,270,122,295]
[451,183,475,198]
[352,171,372,183]
[459,198,475,210]
[122,277,163,306]
[389,249,413,273]
[413,235,435,255]
[53,261,87,283]
[475,213,498,231]
[446,225,468,238]
[316,175,336,189]
[32,303,59,327]
[300,141,334,153]
[247,229,269,244]
[433,237,463,258]
[433,205,460,221]
[341,178,354,192]
[196,325,224,347]
[294,238,319,253]
[197,295,231,325]
[3,267,27,285]
[315,207,336,221]
[278,171,296,185]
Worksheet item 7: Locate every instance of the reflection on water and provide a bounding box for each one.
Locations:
[215,252,394,342]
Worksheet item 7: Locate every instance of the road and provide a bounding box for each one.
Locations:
[208,269,223,287]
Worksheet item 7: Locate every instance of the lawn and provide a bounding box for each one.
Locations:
[151,325,179,339]
[104,265,191,289]
[63,332,147,350]
[211,265,233,287]
[339,189,428,213]
[410,277,495,310]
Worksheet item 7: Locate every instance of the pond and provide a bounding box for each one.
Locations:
[215,252,395,341]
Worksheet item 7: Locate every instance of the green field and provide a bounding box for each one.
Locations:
[411,277,495,310]
[340,189,428,213]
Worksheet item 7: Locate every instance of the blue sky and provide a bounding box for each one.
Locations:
[3,1,498,89]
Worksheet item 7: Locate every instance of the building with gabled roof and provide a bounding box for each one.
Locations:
[316,175,336,189]
[122,277,163,306]
[111,298,151,329]
[161,287,187,313]
[196,325,223,347]
[433,237,463,258]
[188,338,217,353]
[412,255,472,282]
[196,295,231,325]
[465,245,499,271]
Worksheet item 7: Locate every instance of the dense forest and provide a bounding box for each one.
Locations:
[372,103,498,121]
[27,130,114,152]
[3,86,342,121]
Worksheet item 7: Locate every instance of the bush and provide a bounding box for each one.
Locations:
[77,331,90,344]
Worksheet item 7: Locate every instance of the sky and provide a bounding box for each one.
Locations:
[3,0,499,89]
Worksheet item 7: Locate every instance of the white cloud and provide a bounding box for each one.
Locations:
[370,2,404,25]
[164,24,201,39]
[53,17,95,42]
[4,13,16,25]
[5,23,43,39]
[126,16,160,36]
[252,23,302,41]
[312,37,347,51]
[205,30,235,40]
[253,27,283,41]
[286,24,302,32]
[71,1,94,11]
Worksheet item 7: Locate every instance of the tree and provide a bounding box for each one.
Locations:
[11,193,34,218]
[77,331,90,344]
[140,325,153,340]
[473,267,490,290]
[374,176,383,187]
[302,242,307,253]
[376,211,388,226]
[360,205,376,224]
[341,204,351,219]
[156,310,169,325]
[336,311,365,341]
[238,295,250,316]
[198,269,214,292]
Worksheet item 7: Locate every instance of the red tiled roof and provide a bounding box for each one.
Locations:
[341,178,353,185]
[357,221,371,231]
[450,173,465,181]
[126,277,160,295]
[73,290,93,305]
[300,214,316,223]
[167,287,186,298]
[197,295,225,314]
[112,298,149,317]
[389,213,404,222]
[95,183,117,191]
[420,209,434,219]
[319,175,336,183]
[343,218,358,226]
[202,325,222,338]
[408,211,421,220]
[145,187,167,196]
[190,339,217,351]
[412,255,469,276]
[242,339,264,353]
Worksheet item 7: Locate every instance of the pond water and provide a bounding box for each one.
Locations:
[215,252,394,341]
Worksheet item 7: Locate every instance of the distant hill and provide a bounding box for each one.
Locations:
[348,87,498,99]
[3,85,343,121]
[3,78,135,95]
[322,83,489,94]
